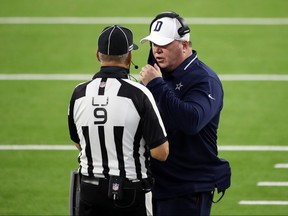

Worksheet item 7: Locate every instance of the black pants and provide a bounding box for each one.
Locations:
[79,180,147,216]
[152,192,213,216]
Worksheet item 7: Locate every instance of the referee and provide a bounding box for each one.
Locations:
[68,25,169,216]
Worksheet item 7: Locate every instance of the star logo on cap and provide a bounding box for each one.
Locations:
[175,82,183,91]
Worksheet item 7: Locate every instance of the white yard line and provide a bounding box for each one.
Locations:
[0,145,287,151]
[0,74,92,81]
[0,145,75,150]
[257,182,288,186]
[239,200,288,205]
[274,163,288,168]
[219,74,288,81]
[1,74,288,81]
[0,17,288,25]
[218,145,288,151]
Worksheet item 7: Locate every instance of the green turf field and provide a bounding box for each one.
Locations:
[0,0,288,215]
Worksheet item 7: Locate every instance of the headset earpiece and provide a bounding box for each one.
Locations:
[176,16,190,36]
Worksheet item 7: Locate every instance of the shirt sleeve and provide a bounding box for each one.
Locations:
[140,88,168,149]
[68,90,80,144]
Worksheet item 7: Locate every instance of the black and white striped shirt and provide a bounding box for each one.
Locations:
[68,66,167,180]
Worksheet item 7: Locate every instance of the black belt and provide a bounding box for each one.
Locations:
[81,175,143,190]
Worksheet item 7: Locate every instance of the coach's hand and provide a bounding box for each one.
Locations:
[139,63,162,86]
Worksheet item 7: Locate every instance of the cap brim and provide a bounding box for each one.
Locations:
[128,43,138,52]
[140,35,174,46]
[133,43,138,50]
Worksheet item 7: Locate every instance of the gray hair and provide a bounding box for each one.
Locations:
[98,52,129,64]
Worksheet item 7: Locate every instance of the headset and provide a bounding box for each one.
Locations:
[149,12,190,37]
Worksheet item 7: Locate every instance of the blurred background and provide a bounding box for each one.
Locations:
[0,0,287,215]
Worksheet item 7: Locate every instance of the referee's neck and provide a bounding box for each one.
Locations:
[101,61,129,69]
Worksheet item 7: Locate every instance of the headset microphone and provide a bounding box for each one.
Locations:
[131,61,139,69]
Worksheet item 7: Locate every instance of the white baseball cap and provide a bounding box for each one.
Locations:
[140,17,190,46]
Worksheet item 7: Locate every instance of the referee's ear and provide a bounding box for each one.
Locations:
[126,51,132,68]
[96,50,101,62]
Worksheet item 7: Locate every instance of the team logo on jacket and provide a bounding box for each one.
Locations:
[208,94,216,100]
[175,82,183,91]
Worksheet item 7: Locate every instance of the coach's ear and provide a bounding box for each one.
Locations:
[96,50,101,62]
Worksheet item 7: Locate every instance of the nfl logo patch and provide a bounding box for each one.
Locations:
[99,82,106,88]
[112,183,119,191]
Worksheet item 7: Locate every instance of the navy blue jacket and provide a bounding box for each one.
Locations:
[147,50,231,199]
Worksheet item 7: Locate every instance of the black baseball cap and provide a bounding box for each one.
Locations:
[98,25,138,55]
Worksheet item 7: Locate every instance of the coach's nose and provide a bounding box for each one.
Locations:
[152,43,163,54]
